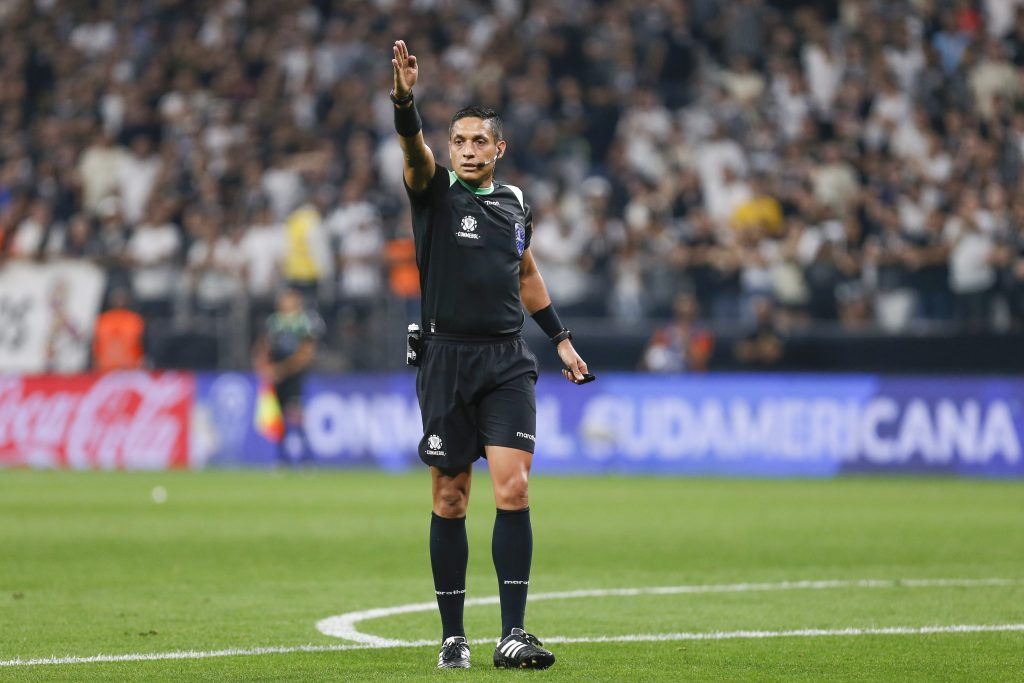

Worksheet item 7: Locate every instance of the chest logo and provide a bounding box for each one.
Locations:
[514,222,526,256]
[456,215,481,241]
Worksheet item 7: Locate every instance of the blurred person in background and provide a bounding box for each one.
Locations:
[237,199,284,340]
[641,291,715,372]
[281,185,333,306]
[253,287,323,465]
[8,199,55,260]
[384,213,421,321]
[92,286,145,372]
[185,211,244,319]
[124,200,181,324]
[332,200,384,370]
[734,296,785,368]
[946,194,997,330]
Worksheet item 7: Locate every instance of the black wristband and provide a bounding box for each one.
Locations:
[390,89,414,106]
[531,304,566,341]
[393,97,422,137]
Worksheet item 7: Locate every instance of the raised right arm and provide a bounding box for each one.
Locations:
[392,40,435,193]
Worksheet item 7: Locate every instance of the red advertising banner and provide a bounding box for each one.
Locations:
[0,372,193,470]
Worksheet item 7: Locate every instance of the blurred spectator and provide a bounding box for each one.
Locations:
[186,211,244,316]
[253,287,323,464]
[281,188,333,304]
[116,135,162,225]
[734,296,785,368]
[384,217,420,318]
[641,292,714,372]
[9,199,54,259]
[238,200,284,323]
[76,129,125,216]
[124,202,181,321]
[947,195,997,330]
[92,287,145,372]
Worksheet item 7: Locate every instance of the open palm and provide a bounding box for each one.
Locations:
[392,40,418,97]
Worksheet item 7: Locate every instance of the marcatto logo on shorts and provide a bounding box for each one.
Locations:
[425,434,446,456]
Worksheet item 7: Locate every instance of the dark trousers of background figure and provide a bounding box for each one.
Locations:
[954,289,993,332]
[276,375,312,466]
[915,288,954,322]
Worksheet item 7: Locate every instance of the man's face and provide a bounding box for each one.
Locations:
[278,290,302,314]
[448,117,505,184]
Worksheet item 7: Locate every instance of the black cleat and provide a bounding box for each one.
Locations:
[437,635,471,669]
[492,628,556,669]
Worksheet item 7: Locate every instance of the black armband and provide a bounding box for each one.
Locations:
[532,304,569,344]
[393,96,422,137]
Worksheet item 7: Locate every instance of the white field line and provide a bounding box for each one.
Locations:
[3,577,1022,668]
[316,577,1023,644]
[3,624,1024,668]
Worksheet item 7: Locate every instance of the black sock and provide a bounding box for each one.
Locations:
[430,513,468,640]
[492,507,532,639]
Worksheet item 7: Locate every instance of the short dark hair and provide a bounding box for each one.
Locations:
[449,105,503,141]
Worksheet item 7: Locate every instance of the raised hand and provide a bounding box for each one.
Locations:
[392,40,418,99]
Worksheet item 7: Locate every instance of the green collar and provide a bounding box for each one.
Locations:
[448,169,495,195]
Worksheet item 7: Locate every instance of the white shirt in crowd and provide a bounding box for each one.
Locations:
[126,222,181,301]
[801,42,843,113]
[188,237,244,307]
[337,224,382,299]
[9,216,47,258]
[77,143,127,214]
[238,223,284,298]
[530,214,590,307]
[117,153,163,224]
[945,218,995,294]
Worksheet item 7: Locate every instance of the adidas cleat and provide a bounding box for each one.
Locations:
[493,628,555,669]
[437,635,471,669]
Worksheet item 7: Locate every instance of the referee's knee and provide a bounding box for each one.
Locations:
[494,476,529,510]
[433,489,469,518]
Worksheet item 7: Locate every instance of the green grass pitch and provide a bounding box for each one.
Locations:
[1,470,1022,681]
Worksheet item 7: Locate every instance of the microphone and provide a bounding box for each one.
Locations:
[475,154,499,169]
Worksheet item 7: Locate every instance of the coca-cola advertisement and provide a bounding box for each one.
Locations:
[0,372,194,470]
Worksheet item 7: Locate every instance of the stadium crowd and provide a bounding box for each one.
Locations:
[2,0,1024,369]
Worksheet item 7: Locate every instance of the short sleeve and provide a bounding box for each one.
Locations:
[303,310,326,340]
[523,199,533,251]
[404,164,448,209]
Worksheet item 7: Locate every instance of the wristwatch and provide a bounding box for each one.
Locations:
[551,329,572,346]
[390,89,414,106]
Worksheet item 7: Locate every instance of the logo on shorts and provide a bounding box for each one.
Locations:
[514,222,525,256]
[516,431,535,442]
[425,434,446,456]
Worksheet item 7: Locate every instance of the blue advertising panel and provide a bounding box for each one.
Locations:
[192,372,1024,477]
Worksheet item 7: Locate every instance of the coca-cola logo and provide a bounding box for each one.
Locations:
[0,373,193,469]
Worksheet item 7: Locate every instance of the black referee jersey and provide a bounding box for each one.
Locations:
[406,165,532,336]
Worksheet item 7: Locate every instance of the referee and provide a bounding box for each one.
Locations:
[391,40,591,670]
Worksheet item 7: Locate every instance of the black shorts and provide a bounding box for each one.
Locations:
[416,333,538,472]
[275,373,305,411]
